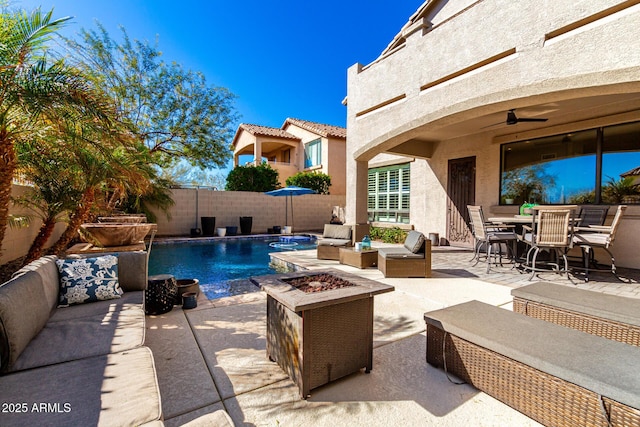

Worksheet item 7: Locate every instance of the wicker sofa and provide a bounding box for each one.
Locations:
[316,224,354,260]
[424,300,640,427]
[0,251,164,426]
[377,230,432,278]
[512,281,640,347]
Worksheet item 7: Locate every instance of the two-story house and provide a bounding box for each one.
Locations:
[231,118,347,194]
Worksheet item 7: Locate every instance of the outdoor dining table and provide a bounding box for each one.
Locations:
[486,215,534,225]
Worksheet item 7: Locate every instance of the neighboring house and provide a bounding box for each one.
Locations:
[621,166,640,186]
[344,1,640,267]
[232,118,347,194]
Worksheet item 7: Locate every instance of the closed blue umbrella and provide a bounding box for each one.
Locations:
[265,186,316,230]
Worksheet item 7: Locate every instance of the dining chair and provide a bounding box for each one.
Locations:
[577,205,609,227]
[572,205,627,282]
[521,205,577,280]
[467,205,517,273]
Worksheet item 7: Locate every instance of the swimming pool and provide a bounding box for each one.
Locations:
[148,236,316,300]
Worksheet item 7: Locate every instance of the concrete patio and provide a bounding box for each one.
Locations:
[145,245,640,426]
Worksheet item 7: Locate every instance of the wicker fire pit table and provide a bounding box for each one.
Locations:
[252,269,394,399]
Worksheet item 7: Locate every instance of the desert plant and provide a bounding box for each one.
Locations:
[369,226,407,243]
[602,176,640,204]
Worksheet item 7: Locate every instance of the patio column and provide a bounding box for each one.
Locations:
[346,159,368,225]
[254,138,262,165]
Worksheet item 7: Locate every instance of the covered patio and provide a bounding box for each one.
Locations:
[344,1,640,268]
[145,245,640,426]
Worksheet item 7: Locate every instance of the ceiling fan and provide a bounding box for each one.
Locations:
[482,109,549,128]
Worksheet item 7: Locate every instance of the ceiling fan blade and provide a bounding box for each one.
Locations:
[481,121,505,129]
[516,117,548,122]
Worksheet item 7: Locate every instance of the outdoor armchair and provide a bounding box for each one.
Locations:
[377,230,431,278]
[316,224,353,260]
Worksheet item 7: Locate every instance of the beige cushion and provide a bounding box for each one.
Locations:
[378,248,425,259]
[0,347,162,427]
[182,411,235,427]
[403,231,425,253]
[317,238,351,247]
[0,272,52,373]
[48,291,143,323]
[322,224,352,240]
[11,255,59,312]
[11,300,145,372]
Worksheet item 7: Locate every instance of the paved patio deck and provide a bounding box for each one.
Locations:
[145,243,640,426]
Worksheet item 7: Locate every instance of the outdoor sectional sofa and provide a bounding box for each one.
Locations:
[0,251,235,427]
[0,251,163,426]
[424,300,640,427]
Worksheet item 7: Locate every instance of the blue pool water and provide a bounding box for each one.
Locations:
[148,237,316,300]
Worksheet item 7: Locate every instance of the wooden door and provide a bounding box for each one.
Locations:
[447,157,475,247]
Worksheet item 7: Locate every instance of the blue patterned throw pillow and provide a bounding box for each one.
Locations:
[56,255,123,306]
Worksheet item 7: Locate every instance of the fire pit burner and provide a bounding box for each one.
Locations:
[283,273,355,293]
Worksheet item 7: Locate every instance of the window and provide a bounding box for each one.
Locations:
[368,164,410,223]
[304,139,321,168]
[500,121,640,205]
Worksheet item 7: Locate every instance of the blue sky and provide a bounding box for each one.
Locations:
[14,0,420,130]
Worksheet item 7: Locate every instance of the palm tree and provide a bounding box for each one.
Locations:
[15,140,82,265]
[0,7,114,253]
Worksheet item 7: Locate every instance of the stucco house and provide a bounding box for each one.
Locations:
[345,0,640,267]
[231,118,347,194]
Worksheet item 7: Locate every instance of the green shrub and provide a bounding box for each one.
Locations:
[285,171,331,195]
[225,163,280,192]
[368,226,407,243]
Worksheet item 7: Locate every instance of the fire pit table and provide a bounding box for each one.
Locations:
[252,269,394,398]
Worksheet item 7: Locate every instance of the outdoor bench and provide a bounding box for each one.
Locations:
[512,281,640,347]
[424,300,640,427]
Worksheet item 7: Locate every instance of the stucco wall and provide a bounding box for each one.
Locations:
[0,186,345,263]
[345,1,640,268]
[148,189,346,236]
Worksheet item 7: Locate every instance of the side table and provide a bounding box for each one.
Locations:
[339,248,378,269]
[145,274,177,315]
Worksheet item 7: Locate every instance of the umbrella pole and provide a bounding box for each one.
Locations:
[291,195,294,233]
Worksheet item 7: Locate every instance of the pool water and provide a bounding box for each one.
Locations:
[148,237,316,300]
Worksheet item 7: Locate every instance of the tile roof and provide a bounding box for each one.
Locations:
[284,118,347,139]
[621,166,640,177]
[234,123,300,145]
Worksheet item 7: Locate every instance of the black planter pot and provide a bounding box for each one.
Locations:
[190,228,202,237]
[201,217,216,236]
[239,216,253,235]
[173,278,200,305]
[272,226,281,234]
[182,292,198,310]
[226,226,238,236]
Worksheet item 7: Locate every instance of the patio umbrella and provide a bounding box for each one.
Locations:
[265,186,316,231]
